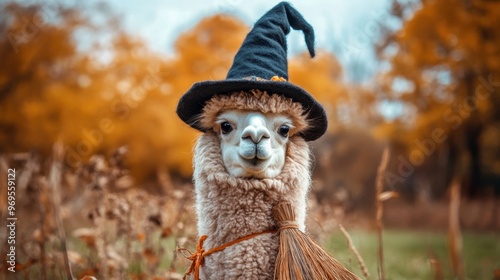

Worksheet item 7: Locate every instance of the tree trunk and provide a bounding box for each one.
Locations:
[465,124,483,197]
[456,70,483,198]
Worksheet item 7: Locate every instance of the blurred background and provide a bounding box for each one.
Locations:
[0,0,499,279]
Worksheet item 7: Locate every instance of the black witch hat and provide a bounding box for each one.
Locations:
[176,2,327,141]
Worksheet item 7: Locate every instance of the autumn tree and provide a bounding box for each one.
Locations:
[289,51,347,129]
[118,14,249,179]
[0,1,354,185]
[375,0,500,196]
[0,2,92,152]
[0,2,250,182]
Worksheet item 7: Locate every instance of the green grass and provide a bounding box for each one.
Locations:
[13,229,498,279]
[324,229,500,280]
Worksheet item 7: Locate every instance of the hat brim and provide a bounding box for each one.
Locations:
[176,79,328,141]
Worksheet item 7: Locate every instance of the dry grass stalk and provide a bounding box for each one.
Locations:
[448,177,464,279]
[375,148,390,280]
[273,202,360,280]
[125,195,133,262]
[48,143,75,280]
[37,180,47,280]
[95,189,109,278]
[428,252,444,280]
[49,168,74,279]
[339,224,370,279]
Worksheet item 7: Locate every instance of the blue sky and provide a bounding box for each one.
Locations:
[80,0,391,82]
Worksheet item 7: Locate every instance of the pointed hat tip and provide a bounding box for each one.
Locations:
[281,2,315,57]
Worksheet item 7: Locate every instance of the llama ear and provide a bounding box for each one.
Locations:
[194,110,218,131]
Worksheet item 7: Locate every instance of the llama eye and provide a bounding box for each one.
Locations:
[220,122,233,134]
[278,125,290,137]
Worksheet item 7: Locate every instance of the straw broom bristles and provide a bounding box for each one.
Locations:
[273,202,361,280]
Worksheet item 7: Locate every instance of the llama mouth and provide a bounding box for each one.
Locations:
[241,156,267,168]
[250,157,259,165]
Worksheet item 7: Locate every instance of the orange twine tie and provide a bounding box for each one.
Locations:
[178,230,276,280]
[177,235,207,280]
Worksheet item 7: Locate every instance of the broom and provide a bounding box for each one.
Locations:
[273,202,361,280]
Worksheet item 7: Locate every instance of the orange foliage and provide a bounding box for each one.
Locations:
[0,2,349,182]
[375,0,500,152]
[372,0,500,195]
[289,51,348,130]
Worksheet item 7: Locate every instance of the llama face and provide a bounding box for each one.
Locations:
[214,109,295,178]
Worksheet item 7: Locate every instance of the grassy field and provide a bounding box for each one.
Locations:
[324,229,500,280]
[8,228,500,279]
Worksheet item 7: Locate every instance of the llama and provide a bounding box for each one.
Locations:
[176,2,329,279]
[191,90,312,278]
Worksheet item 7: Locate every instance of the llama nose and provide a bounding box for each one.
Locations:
[241,126,270,144]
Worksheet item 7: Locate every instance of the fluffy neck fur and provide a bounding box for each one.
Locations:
[193,131,311,279]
